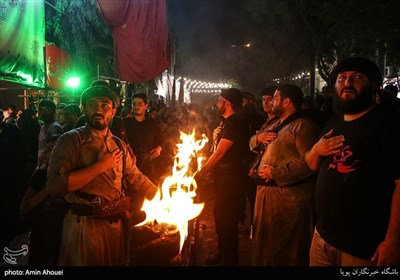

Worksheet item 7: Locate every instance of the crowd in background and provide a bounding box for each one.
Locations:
[0,57,399,266]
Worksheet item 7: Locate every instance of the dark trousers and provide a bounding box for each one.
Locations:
[212,171,246,265]
[28,197,68,266]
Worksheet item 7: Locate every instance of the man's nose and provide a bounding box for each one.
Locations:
[344,76,355,85]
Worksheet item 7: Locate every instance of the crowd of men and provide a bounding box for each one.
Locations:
[0,57,399,266]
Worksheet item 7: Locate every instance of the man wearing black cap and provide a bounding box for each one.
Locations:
[197,88,247,266]
[46,85,158,265]
[306,57,400,266]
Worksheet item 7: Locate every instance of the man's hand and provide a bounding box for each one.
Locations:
[149,146,162,160]
[313,129,345,157]
[98,143,123,171]
[371,238,400,266]
[257,131,277,144]
[257,164,273,180]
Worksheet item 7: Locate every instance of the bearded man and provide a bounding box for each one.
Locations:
[306,57,400,266]
[46,85,158,266]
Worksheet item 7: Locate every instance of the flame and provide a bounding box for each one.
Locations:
[136,130,208,252]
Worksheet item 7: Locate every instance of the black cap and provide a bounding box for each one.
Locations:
[81,85,119,108]
[330,57,383,89]
[220,88,243,109]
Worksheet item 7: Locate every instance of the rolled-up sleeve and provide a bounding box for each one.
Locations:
[47,134,79,196]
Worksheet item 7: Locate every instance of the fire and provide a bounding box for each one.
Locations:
[136,130,208,251]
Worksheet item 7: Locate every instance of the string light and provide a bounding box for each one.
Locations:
[169,74,232,93]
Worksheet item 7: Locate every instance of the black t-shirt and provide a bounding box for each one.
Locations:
[123,117,162,157]
[214,113,247,174]
[316,107,400,259]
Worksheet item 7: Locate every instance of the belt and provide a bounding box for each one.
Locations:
[250,173,277,186]
[69,196,130,219]
[258,179,277,187]
[70,203,95,216]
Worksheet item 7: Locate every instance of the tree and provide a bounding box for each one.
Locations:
[45,0,115,88]
[246,0,400,90]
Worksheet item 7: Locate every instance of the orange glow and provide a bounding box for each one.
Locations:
[136,130,208,252]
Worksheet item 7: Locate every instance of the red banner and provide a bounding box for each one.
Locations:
[45,45,71,90]
[96,0,170,82]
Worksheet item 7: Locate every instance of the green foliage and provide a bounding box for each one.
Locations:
[45,0,114,82]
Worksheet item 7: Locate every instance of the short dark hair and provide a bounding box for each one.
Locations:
[56,103,67,110]
[39,99,56,112]
[276,84,303,111]
[384,84,398,95]
[220,88,243,111]
[64,104,81,116]
[131,93,148,104]
[260,86,277,97]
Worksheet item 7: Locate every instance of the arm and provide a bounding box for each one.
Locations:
[66,144,123,192]
[124,149,158,212]
[249,133,259,152]
[149,145,162,160]
[249,131,277,152]
[47,134,123,196]
[20,187,50,216]
[372,180,400,266]
[198,138,233,177]
[264,120,320,186]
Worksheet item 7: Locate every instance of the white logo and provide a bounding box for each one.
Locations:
[3,245,28,265]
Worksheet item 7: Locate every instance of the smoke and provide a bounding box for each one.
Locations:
[168,0,254,88]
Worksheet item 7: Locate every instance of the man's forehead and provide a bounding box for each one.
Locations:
[337,70,367,75]
[87,96,113,103]
[132,98,145,103]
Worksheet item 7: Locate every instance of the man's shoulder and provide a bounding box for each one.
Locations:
[57,126,88,144]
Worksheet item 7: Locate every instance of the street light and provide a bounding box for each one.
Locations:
[228,43,252,83]
[230,43,252,48]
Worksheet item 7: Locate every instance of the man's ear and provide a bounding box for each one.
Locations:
[283,97,291,106]
[112,107,117,118]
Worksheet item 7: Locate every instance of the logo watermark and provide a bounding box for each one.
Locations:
[3,245,28,265]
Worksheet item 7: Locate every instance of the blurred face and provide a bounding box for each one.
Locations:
[242,98,250,108]
[38,106,54,122]
[84,96,116,130]
[216,96,227,115]
[150,110,158,119]
[55,108,66,125]
[262,95,273,114]
[132,98,148,117]
[271,90,285,117]
[335,71,375,114]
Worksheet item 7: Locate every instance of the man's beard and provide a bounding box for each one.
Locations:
[335,86,374,114]
[217,105,225,115]
[87,115,109,130]
[271,103,284,117]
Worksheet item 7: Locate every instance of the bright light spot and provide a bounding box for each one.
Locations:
[66,77,80,88]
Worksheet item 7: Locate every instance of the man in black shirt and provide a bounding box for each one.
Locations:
[197,88,247,266]
[123,93,163,184]
[305,57,400,266]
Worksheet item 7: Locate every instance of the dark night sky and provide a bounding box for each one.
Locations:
[167,0,257,90]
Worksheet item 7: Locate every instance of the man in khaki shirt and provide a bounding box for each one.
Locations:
[46,85,158,266]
